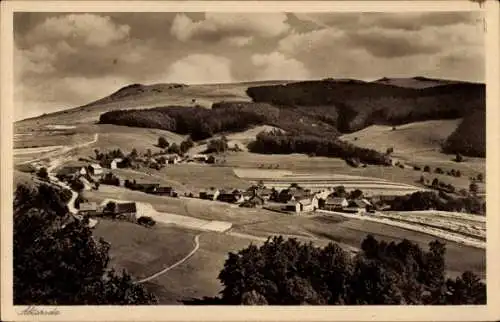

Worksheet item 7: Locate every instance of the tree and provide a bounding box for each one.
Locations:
[469,182,479,195]
[445,271,486,304]
[180,137,194,154]
[333,185,347,198]
[13,183,157,305]
[476,173,483,183]
[146,148,152,158]
[431,178,439,188]
[455,170,462,178]
[423,165,431,173]
[434,167,444,174]
[158,136,169,149]
[349,189,364,200]
[455,153,463,163]
[386,147,394,155]
[37,167,49,180]
[130,148,138,159]
[419,175,425,184]
[167,143,181,154]
[94,149,100,160]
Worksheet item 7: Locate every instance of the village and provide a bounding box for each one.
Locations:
[43,147,380,229]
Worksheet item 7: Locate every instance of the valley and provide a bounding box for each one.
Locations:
[13,77,487,304]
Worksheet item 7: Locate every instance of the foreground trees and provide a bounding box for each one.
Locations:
[13,183,157,305]
[215,235,485,305]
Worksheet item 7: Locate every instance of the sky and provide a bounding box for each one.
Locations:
[14,11,485,120]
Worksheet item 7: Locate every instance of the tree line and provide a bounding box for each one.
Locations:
[248,130,392,166]
[13,183,157,304]
[188,235,485,305]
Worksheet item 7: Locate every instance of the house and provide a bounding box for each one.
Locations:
[323,197,349,211]
[200,188,220,201]
[217,189,245,204]
[88,163,103,176]
[277,187,311,203]
[343,200,367,214]
[151,186,178,197]
[285,196,318,213]
[135,183,160,193]
[240,195,265,208]
[56,166,87,180]
[114,202,137,222]
[192,154,208,162]
[110,158,123,169]
[163,154,181,164]
[78,202,99,216]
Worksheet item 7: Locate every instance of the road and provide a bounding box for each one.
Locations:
[135,234,201,284]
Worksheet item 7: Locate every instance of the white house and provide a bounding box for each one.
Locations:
[110,158,123,169]
[88,163,103,176]
[323,197,349,211]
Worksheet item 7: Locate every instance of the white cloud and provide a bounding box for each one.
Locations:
[251,52,310,81]
[26,14,130,48]
[170,13,290,45]
[161,54,233,84]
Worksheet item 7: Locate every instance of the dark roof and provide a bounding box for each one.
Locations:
[57,166,84,176]
[136,183,160,188]
[348,200,367,208]
[155,186,173,193]
[325,197,348,205]
[115,202,137,213]
[79,202,98,211]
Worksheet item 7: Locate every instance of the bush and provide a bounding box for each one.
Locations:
[435,167,444,174]
[137,216,156,227]
[37,167,49,180]
[158,136,169,149]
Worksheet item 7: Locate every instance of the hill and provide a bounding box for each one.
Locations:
[246,79,485,133]
[442,110,486,158]
[372,76,471,89]
[15,81,287,129]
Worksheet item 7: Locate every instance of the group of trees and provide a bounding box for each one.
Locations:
[158,136,194,155]
[206,136,229,154]
[419,165,462,178]
[100,173,120,186]
[208,235,485,305]
[384,190,485,215]
[14,183,157,304]
[248,130,392,166]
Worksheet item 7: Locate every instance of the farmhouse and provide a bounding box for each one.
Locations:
[56,166,87,180]
[78,202,99,216]
[88,163,103,176]
[240,195,265,208]
[200,188,220,201]
[285,196,318,213]
[277,187,310,203]
[150,186,178,197]
[135,183,160,193]
[114,202,137,222]
[164,154,181,164]
[323,197,349,211]
[217,189,245,204]
[343,200,367,214]
[110,158,123,169]
[192,154,208,162]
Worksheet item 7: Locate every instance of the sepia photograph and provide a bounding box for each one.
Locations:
[1,0,499,321]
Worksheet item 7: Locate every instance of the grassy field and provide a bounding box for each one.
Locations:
[157,164,251,192]
[140,232,258,304]
[225,151,482,194]
[92,219,198,280]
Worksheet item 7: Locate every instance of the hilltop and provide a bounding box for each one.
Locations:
[15,77,485,158]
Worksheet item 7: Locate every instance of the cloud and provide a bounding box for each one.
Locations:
[25,14,130,48]
[160,54,233,84]
[251,52,310,80]
[294,12,481,31]
[170,13,290,45]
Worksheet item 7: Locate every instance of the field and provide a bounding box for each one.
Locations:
[92,219,198,280]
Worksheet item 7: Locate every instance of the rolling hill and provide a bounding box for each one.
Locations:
[15,77,486,158]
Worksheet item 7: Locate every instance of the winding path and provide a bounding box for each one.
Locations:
[135,234,201,284]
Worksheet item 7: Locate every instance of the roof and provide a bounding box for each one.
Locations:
[112,158,123,163]
[348,200,367,208]
[297,198,313,206]
[325,197,348,205]
[79,202,98,211]
[155,186,173,193]
[115,202,137,213]
[57,166,84,176]
[136,183,160,188]
[89,163,102,169]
